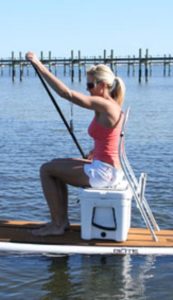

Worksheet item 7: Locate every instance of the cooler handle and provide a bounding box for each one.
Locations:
[92,207,117,231]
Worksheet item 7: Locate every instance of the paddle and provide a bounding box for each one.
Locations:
[31,64,86,158]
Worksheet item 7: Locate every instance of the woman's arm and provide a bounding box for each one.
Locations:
[26,52,72,99]
[26,52,113,113]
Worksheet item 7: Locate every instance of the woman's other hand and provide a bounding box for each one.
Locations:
[86,150,94,160]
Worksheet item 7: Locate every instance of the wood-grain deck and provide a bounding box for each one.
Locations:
[0,220,173,248]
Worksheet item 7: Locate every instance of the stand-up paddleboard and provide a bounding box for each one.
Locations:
[0,220,173,255]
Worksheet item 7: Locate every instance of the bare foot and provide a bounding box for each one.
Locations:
[36,221,70,231]
[31,222,67,236]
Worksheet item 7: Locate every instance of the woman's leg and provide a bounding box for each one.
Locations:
[32,158,91,236]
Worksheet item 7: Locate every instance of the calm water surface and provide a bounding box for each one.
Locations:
[0,67,173,299]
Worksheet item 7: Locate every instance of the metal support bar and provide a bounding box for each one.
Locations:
[119,108,160,241]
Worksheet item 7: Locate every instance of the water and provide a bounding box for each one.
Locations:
[0,67,173,299]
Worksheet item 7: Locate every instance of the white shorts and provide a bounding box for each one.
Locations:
[84,160,124,189]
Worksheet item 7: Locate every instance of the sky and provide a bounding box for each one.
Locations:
[1,0,173,59]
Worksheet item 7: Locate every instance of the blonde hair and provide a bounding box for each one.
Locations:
[87,64,125,106]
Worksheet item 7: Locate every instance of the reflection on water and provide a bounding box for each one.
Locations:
[0,254,173,300]
[0,69,173,299]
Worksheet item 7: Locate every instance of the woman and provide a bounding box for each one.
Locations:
[26,52,126,236]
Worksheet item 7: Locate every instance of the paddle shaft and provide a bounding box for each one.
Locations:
[32,64,86,158]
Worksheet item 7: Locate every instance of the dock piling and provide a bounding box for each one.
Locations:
[78,50,81,82]
[145,49,149,82]
[138,48,142,83]
[0,49,172,83]
[71,50,74,82]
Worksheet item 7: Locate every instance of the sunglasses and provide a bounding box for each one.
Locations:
[87,80,102,90]
[86,82,96,90]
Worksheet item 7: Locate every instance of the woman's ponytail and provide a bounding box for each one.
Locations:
[110,77,125,107]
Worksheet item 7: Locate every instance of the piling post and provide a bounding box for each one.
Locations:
[168,54,171,76]
[138,48,142,83]
[11,51,15,82]
[145,49,149,82]
[9,57,11,76]
[110,49,114,70]
[63,58,66,76]
[132,55,135,76]
[127,55,130,76]
[78,50,81,82]
[71,50,74,82]
[48,51,52,72]
[149,57,152,76]
[103,49,107,64]
[54,62,57,76]
[83,56,86,76]
[68,59,71,76]
[40,51,43,61]
[19,52,23,81]
[163,55,167,76]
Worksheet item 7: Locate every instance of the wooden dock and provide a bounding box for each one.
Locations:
[0,48,172,82]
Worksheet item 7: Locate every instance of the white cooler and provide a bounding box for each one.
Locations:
[80,187,132,242]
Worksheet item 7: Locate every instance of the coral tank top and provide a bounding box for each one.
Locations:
[88,112,123,168]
